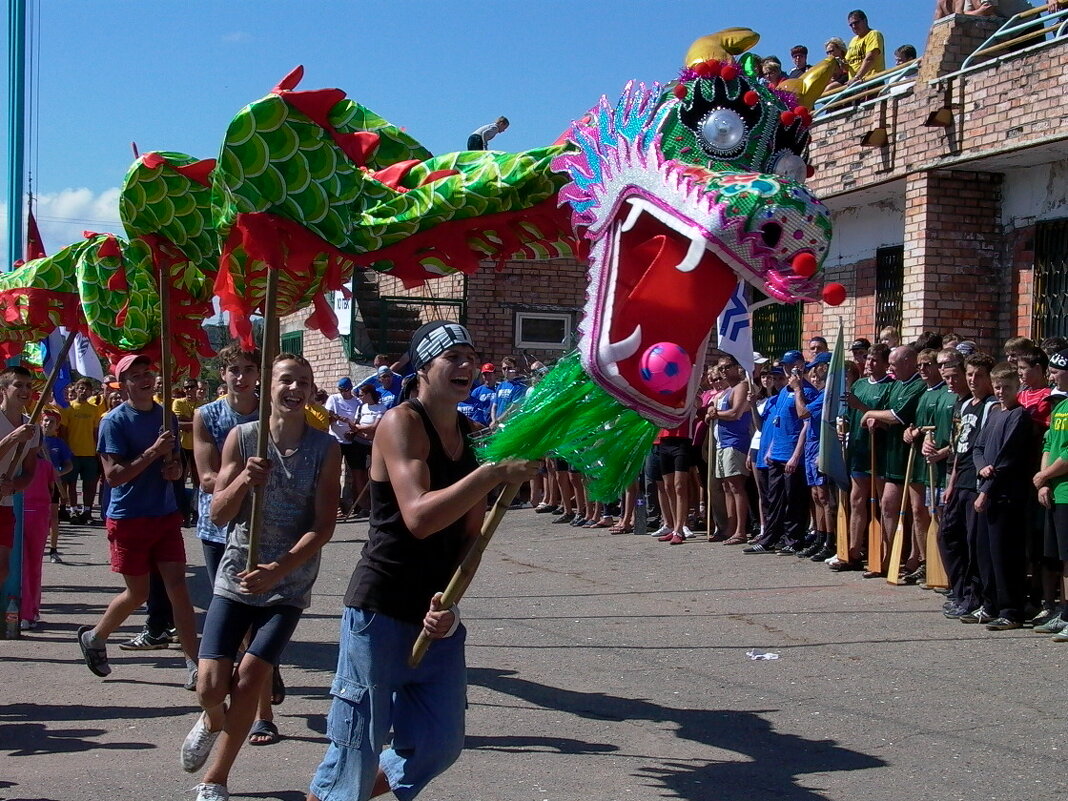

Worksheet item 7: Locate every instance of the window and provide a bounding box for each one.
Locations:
[280,330,303,357]
[875,245,904,337]
[514,311,573,350]
[1033,219,1068,341]
[752,303,801,358]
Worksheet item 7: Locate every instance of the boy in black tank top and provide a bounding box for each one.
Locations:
[309,322,538,801]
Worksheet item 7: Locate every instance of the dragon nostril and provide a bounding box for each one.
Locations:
[760,222,782,249]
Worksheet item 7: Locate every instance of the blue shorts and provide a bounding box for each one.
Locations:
[309,606,467,801]
[199,595,302,666]
[804,442,824,487]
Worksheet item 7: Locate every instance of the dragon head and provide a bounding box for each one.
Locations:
[553,30,841,427]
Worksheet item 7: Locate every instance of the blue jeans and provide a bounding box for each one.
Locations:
[309,606,467,801]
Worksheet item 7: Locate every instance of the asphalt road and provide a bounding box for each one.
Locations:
[2,510,1065,801]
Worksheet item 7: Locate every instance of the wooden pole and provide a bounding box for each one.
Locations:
[885,438,919,585]
[706,424,716,540]
[158,262,173,436]
[246,268,280,571]
[409,482,519,667]
[866,427,882,573]
[835,419,849,561]
[924,453,950,589]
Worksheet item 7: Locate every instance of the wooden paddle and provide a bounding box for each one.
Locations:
[409,482,520,667]
[885,438,918,585]
[924,455,950,589]
[866,427,882,573]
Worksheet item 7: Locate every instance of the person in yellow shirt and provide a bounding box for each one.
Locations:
[845,9,885,85]
[305,389,331,432]
[174,379,205,527]
[59,378,105,525]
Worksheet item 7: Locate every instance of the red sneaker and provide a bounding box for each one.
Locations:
[669,533,685,545]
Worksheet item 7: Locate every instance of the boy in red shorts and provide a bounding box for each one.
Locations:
[77,354,199,687]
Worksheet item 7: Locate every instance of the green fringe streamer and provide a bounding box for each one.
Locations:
[474,351,658,502]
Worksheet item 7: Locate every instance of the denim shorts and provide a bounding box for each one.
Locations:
[199,595,302,666]
[309,606,467,801]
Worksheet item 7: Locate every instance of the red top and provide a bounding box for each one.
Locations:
[1019,386,1054,430]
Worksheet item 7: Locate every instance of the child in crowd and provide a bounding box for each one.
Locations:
[41,409,73,562]
[971,362,1034,630]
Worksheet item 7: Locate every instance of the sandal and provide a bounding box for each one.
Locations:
[271,665,285,705]
[248,719,281,746]
[723,535,748,545]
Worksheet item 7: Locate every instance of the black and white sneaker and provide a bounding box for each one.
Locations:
[119,628,171,650]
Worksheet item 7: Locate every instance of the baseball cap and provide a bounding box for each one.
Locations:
[956,341,977,356]
[769,366,786,376]
[114,353,152,380]
[753,351,769,365]
[1051,349,1068,370]
[781,350,804,365]
[805,351,832,369]
[480,362,496,373]
[337,377,353,390]
[850,338,871,350]
[376,366,391,376]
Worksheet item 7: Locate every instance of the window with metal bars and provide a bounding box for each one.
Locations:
[280,330,304,357]
[1032,220,1068,341]
[875,245,904,337]
[753,302,801,357]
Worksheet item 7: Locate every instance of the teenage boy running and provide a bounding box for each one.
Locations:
[76,354,199,687]
[182,353,340,801]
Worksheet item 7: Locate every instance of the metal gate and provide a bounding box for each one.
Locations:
[875,245,904,337]
[1032,219,1068,341]
[753,302,801,358]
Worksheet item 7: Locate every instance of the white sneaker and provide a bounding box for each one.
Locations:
[826,555,843,566]
[651,525,671,538]
[193,783,229,801]
[181,713,221,773]
[682,526,696,539]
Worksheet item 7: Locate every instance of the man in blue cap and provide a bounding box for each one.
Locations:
[744,350,815,554]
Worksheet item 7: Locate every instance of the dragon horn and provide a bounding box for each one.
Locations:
[777,57,838,110]
[685,28,760,65]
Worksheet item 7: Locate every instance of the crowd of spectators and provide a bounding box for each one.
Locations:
[516,327,1068,637]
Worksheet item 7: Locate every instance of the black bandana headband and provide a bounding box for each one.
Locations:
[409,321,476,370]
[1051,349,1068,370]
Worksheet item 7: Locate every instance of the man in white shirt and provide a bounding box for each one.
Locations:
[467,116,510,151]
[325,377,362,515]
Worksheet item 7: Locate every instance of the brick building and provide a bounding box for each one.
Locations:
[799,9,1068,351]
[283,10,1068,382]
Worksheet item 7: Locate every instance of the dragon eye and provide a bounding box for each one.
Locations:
[770,152,807,183]
[698,108,746,155]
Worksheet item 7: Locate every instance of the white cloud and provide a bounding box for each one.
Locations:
[222,31,252,43]
[0,186,124,262]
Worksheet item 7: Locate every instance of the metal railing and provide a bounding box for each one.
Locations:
[812,59,920,122]
[945,4,1068,80]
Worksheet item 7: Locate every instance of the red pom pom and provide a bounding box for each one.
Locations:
[792,252,818,278]
[695,61,713,78]
[780,111,796,126]
[673,84,687,99]
[806,165,816,178]
[743,90,760,106]
[720,63,739,81]
[795,107,812,125]
[823,282,847,306]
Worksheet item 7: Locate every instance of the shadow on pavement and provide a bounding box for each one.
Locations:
[469,668,885,801]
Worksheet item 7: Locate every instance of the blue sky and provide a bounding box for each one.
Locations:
[1,0,937,255]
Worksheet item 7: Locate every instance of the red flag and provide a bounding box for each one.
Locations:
[25,208,45,261]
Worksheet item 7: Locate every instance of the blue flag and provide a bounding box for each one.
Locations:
[41,328,72,408]
[817,323,849,490]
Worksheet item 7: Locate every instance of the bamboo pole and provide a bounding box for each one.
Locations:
[246,268,280,571]
[409,482,519,667]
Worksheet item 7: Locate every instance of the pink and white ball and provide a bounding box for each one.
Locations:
[639,342,692,395]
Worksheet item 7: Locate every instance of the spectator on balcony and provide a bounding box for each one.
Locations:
[760,57,785,88]
[845,10,886,85]
[894,44,918,64]
[934,0,1034,19]
[824,37,852,90]
[787,45,811,78]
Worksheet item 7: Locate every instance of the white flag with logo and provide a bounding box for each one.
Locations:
[61,328,105,380]
[716,282,754,374]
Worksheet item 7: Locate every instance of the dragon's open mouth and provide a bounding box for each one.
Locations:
[590,192,738,419]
